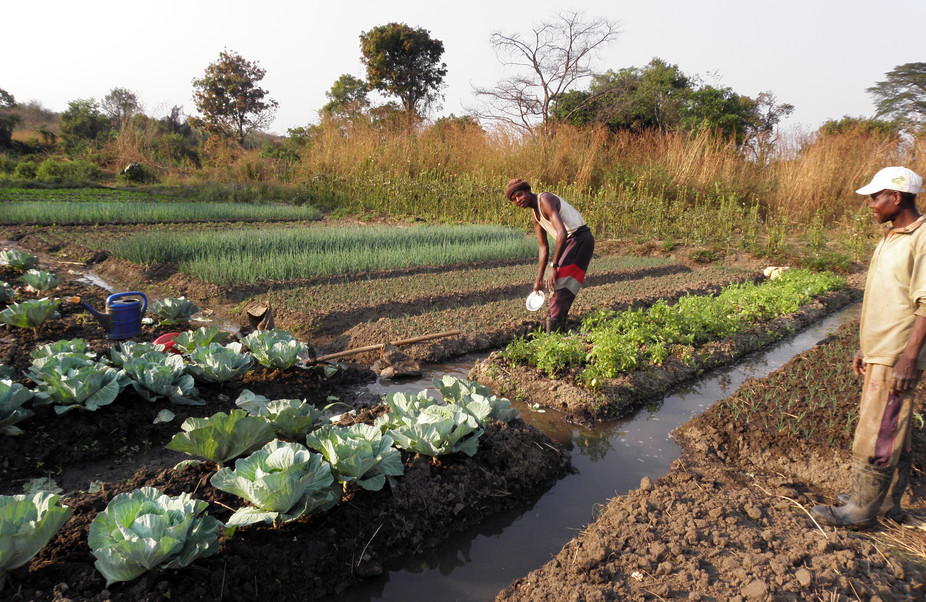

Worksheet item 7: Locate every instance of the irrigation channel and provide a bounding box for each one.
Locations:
[340,303,863,602]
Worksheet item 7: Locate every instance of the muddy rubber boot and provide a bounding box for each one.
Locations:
[835,451,912,522]
[545,317,566,334]
[810,459,892,529]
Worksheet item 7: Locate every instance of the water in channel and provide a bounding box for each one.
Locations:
[340,304,862,601]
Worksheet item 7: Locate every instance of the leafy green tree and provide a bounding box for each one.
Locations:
[360,23,447,117]
[680,85,757,145]
[554,58,691,131]
[59,98,111,153]
[102,87,141,126]
[321,74,369,118]
[867,62,926,133]
[473,11,618,130]
[192,49,279,145]
[0,88,21,148]
[743,91,794,162]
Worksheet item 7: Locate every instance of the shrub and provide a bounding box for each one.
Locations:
[35,159,103,184]
[13,161,37,179]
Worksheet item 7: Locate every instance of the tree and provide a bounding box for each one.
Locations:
[553,58,690,131]
[473,11,619,130]
[59,98,111,153]
[321,74,369,118]
[867,62,926,133]
[818,115,899,138]
[360,23,447,117]
[192,49,279,145]
[680,85,757,146]
[743,91,794,163]
[0,88,21,148]
[102,87,141,126]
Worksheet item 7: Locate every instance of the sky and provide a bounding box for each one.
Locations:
[2,0,923,136]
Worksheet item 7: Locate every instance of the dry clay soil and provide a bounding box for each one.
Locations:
[3,230,924,601]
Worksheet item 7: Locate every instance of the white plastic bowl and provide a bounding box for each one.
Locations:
[525,290,545,312]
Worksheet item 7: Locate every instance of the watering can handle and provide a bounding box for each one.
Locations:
[106,292,148,314]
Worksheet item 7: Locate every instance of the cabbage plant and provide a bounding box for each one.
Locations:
[32,338,95,360]
[149,296,199,325]
[386,404,484,457]
[434,375,519,423]
[0,365,13,380]
[373,390,440,431]
[210,440,340,527]
[236,390,324,441]
[0,281,12,303]
[186,342,253,383]
[122,352,201,405]
[0,298,60,334]
[0,491,72,588]
[171,326,229,354]
[305,424,404,491]
[27,355,126,414]
[166,410,274,467]
[18,269,60,292]
[88,487,220,587]
[0,380,34,436]
[109,341,165,368]
[241,329,308,370]
[0,250,38,272]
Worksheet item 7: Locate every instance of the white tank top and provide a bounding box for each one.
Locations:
[532,194,586,239]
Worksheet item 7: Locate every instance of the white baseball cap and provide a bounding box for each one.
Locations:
[856,166,924,195]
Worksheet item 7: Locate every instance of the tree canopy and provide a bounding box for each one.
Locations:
[867,62,926,133]
[322,74,370,118]
[360,23,447,118]
[59,98,111,153]
[192,49,279,145]
[102,87,141,126]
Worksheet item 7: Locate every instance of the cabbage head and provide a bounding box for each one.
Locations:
[305,423,404,491]
[0,298,60,333]
[186,342,253,383]
[166,410,274,467]
[31,338,94,360]
[122,352,200,405]
[235,390,324,441]
[0,492,72,583]
[28,355,126,414]
[172,326,229,354]
[433,375,519,423]
[373,389,439,431]
[0,250,38,272]
[88,487,220,587]
[210,440,339,527]
[149,296,200,325]
[109,341,166,368]
[241,329,308,370]
[18,269,60,292]
[0,380,34,436]
[387,404,484,457]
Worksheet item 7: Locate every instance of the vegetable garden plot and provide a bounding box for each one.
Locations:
[0,265,571,600]
[471,270,861,423]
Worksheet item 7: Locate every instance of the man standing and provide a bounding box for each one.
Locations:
[811,166,925,529]
[506,178,594,333]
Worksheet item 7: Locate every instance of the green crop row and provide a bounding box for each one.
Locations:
[505,269,846,383]
[0,201,322,225]
[111,224,537,284]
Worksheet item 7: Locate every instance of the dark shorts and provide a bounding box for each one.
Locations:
[548,226,594,320]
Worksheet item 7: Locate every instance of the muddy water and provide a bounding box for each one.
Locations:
[343,304,862,601]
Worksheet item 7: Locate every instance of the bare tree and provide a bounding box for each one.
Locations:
[472,11,619,131]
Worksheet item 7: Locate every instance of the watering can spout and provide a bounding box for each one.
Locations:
[69,292,147,340]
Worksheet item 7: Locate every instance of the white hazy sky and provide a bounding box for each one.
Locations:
[3,0,923,136]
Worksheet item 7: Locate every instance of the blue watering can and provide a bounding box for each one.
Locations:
[68,292,148,340]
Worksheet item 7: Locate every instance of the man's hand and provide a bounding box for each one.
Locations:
[853,350,866,377]
[545,267,556,292]
[891,355,919,394]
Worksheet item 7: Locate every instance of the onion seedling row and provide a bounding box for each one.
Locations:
[0,201,322,224]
